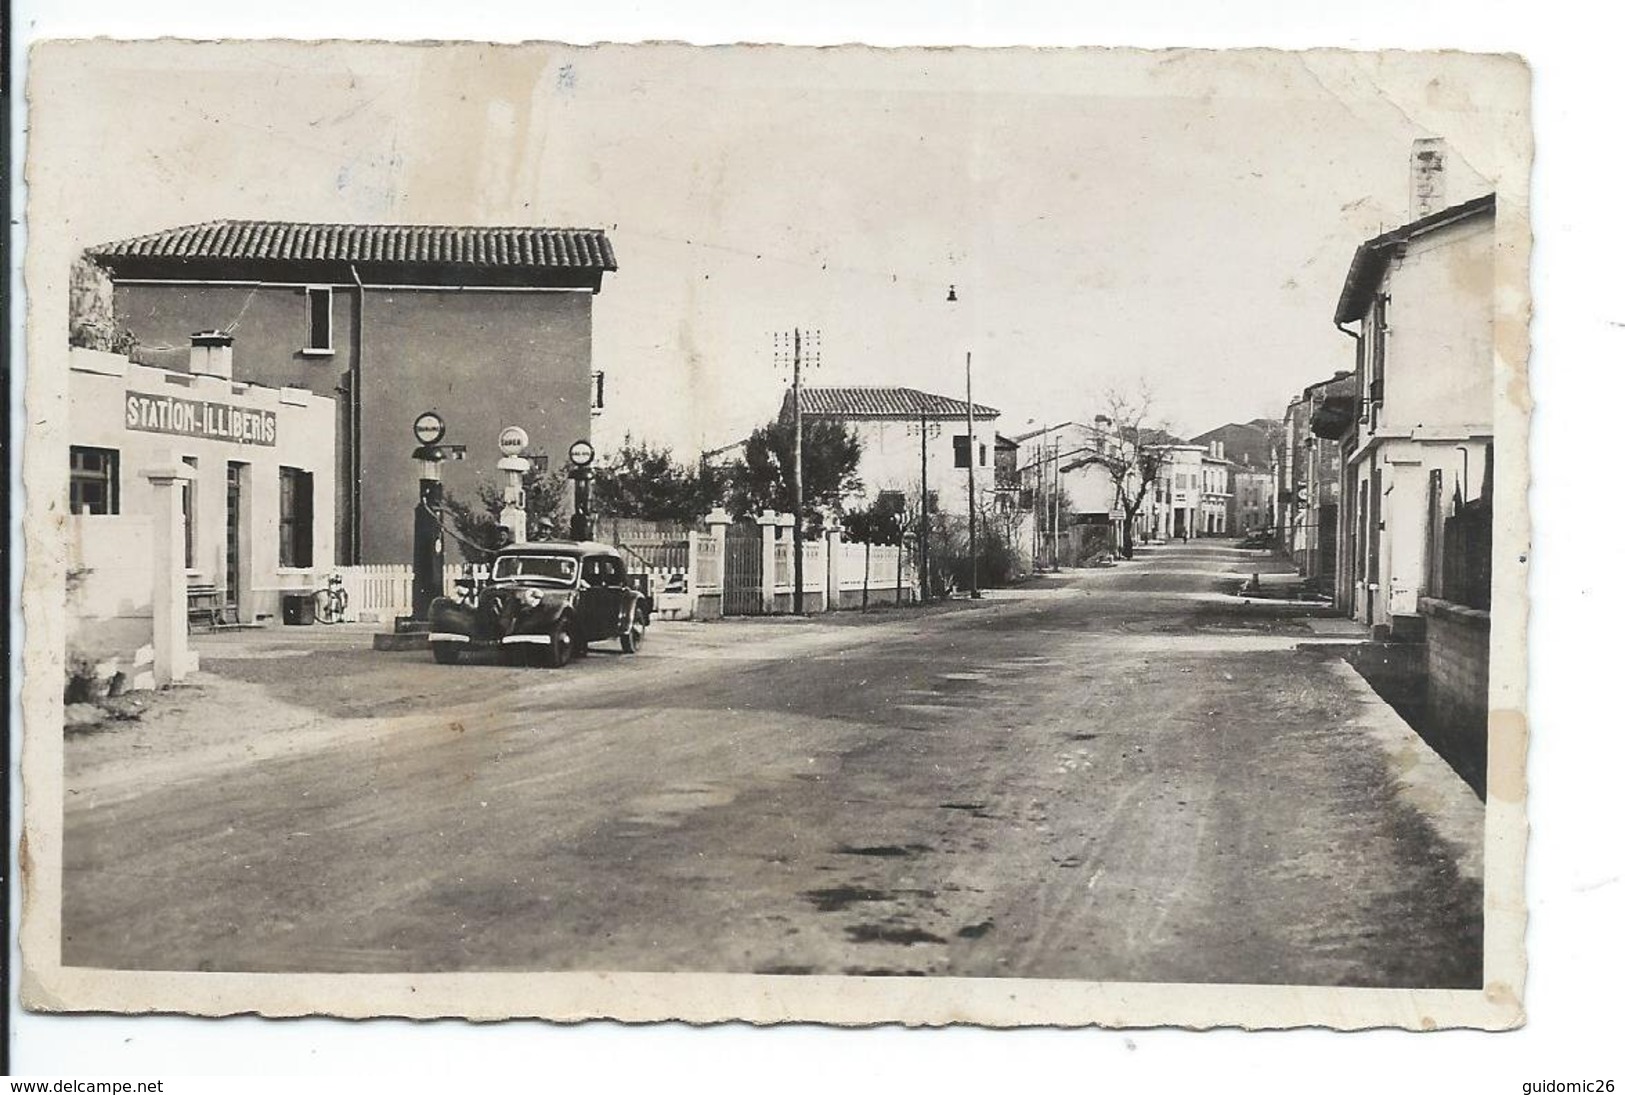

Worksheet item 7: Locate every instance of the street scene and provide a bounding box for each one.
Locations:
[30,41,1526,1017]
[64,540,1481,986]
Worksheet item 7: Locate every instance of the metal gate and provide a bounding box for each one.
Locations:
[722,523,764,616]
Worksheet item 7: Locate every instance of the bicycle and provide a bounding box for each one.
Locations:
[313,571,349,624]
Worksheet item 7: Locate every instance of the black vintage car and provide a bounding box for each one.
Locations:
[427,541,650,667]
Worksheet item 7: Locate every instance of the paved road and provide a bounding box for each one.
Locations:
[62,540,1484,987]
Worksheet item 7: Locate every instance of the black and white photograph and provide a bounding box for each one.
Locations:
[19,38,1530,1031]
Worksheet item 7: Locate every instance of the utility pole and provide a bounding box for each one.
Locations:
[1051,434,1061,568]
[1040,428,1053,571]
[965,349,979,599]
[919,409,930,600]
[1039,425,1053,571]
[792,328,804,615]
[776,328,818,614]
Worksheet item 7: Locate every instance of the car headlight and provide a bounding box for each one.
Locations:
[518,588,544,608]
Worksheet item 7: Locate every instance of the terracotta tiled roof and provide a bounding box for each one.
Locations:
[87,220,617,271]
[788,386,999,420]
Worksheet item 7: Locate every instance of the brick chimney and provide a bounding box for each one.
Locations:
[189,330,233,380]
[1409,137,1448,222]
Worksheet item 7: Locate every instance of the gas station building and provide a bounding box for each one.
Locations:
[85,219,617,564]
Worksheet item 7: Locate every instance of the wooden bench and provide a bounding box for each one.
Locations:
[186,584,222,632]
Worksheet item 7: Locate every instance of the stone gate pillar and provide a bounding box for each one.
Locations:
[757,510,779,614]
[704,508,731,619]
[825,525,844,612]
[143,462,196,685]
[774,511,797,613]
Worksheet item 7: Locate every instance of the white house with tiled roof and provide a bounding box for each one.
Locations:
[780,386,1001,516]
[82,219,617,566]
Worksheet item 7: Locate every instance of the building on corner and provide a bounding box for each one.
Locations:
[1320,191,1495,635]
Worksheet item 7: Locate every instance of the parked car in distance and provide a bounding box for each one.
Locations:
[427,541,651,667]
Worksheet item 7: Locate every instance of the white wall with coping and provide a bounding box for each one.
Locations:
[66,513,159,689]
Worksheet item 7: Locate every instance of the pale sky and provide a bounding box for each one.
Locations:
[29,42,1527,452]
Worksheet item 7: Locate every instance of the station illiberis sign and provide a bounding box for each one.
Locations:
[125,390,278,446]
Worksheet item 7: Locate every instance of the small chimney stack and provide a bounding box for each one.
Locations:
[189,330,233,380]
[1216,440,1225,461]
[1409,137,1448,222]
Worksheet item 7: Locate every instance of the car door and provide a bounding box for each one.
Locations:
[579,554,623,642]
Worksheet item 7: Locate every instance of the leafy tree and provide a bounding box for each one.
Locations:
[842,493,904,546]
[841,493,909,609]
[593,435,724,524]
[722,419,863,521]
[68,257,136,353]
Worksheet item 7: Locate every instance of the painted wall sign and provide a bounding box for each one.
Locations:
[125,391,278,446]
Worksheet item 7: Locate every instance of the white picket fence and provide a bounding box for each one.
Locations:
[332,563,488,623]
[331,535,909,623]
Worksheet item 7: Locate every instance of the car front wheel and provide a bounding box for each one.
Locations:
[546,616,575,668]
[431,642,460,665]
[620,616,644,654]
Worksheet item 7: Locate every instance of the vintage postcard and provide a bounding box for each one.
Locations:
[20,39,1530,1028]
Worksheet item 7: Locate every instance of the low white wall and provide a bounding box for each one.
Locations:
[66,514,158,690]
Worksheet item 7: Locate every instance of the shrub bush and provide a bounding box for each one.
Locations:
[928,511,1028,594]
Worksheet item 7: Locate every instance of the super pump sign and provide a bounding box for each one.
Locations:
[125,391,277,447]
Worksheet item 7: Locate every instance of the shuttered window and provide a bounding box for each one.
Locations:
[69,446,119,515]
[181,456,198,569]
[279,467,314,568]
[306,287,333,353]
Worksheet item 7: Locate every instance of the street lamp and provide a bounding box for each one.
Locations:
[948,284,979,599]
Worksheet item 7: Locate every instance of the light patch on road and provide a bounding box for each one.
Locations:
[935,672,986,682]
[199,647,315,660]
[987,658,1057,672]
[895,704,960,718]
[1104,635,1361,652]
[976,586,1081,600]
[623,783,738,828]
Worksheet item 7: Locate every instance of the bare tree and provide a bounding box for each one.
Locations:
[1074,384,1174,559]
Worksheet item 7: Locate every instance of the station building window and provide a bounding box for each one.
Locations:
[279,466,315,568]
[305,286,333,354]
[69,446,119,515]
[181,455,199,569]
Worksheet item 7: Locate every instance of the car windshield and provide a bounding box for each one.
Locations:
[492,553,579,585]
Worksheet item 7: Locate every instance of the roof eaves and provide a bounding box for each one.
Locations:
[1334,193,1495,324]
[85,219,619,275]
